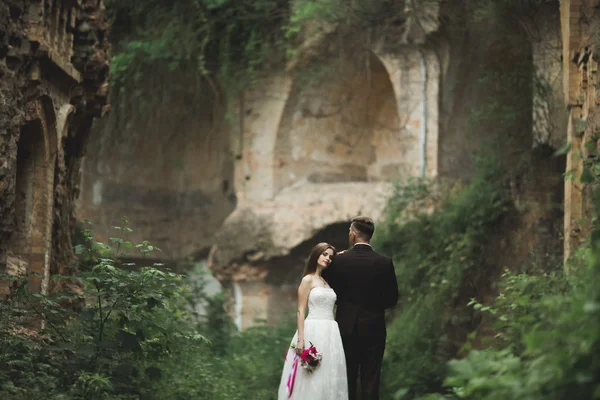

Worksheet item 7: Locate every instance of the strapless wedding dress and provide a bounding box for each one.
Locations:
[277,286,348,400]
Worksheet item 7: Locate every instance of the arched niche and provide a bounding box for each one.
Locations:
[11,98,58,295]
[273,53,402,194]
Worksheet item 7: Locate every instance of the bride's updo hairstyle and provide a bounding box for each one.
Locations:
[303,242,336,277]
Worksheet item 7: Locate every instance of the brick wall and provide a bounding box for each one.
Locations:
[0,0,109,299]
[560,0,600,262]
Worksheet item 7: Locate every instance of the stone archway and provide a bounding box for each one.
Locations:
[210,49,443,329]
[273,52,403,195]
[10,98,58,295]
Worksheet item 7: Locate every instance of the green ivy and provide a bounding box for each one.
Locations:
[105,0,290,104]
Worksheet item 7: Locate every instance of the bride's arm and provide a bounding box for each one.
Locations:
[296,276,311,354]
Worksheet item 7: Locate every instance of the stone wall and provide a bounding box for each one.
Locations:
[212,0,569,329]
[73,0,570,329]
[0,0,109,299]
[560,0,600,262]
[77,78,236,260]
[532,1,569,148]
[210,51,440,265]
[273,53,402,191]
[207,39,442,329]
[436,1,536,181]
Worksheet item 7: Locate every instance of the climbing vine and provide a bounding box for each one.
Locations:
[105,0,290,101]
[104,0,433,104]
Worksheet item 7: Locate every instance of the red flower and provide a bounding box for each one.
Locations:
[300,349,312,363]
[291,342,322,373]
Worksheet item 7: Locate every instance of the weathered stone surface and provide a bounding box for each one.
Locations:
[532,2,568,148]
[210,182,390,269]
[74,0,570,330]
[0,0,110,299]
[77,75,236,260]
[560,0,600,263]
[206,47,439,291]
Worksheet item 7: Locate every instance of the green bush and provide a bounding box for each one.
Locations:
[375,156,510,399]
[437,244,600,400]
[0,219,293,400]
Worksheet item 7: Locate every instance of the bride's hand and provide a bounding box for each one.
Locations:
[337,250,347,255]
[296,340,304,355]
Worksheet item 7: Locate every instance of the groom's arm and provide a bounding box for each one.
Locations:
[323,259,341,306]
[382,259,399,309]
[322,261,337,289]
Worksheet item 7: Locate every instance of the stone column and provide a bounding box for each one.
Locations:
[234,75,294,203]
[379,48,440,179]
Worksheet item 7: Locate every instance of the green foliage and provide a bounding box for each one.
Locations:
[374,156,510,398]
[378,158,600,400]
[466,269,572,353]
[283,0,339,56]
[427,193,600,399]
[439,257,600,399]
[105,0,289,100]
[578,128,600,189]
[103,0,417,120]
[0,219,292,399]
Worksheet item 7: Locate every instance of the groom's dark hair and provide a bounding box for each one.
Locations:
[351,216,375,241]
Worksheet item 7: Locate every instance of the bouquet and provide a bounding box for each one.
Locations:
[286,342,323,397]
[291,341,322,373]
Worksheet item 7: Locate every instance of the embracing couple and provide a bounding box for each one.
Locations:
[277,216,399,400]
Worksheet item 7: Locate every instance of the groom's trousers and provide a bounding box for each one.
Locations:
[341,332,386,400]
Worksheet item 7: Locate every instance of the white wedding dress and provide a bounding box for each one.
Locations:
[277,286,348,400]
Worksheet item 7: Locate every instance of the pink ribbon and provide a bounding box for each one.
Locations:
[286,351,299,398]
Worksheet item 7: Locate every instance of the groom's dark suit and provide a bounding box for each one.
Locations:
[323,244,399,400]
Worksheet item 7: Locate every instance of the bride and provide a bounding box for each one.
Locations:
[277,243,348,400]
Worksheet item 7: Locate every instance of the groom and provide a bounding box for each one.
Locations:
[324,216,399,400]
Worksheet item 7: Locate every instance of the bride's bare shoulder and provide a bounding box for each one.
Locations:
[300,274,315,287]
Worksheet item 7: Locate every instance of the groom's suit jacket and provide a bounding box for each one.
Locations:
[324,244,399,338]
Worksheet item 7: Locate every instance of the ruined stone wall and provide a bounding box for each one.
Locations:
[0,0,109,298]
[434,0,566,270]
[274,54,401,191]
[217,1,567,329]
[436,3,532,180]
[207,33,442,329]
[78,73,236,260]
[560,0,600,262]
[211,53,439,267]
[71,0,569,329]
[533,2,568,148]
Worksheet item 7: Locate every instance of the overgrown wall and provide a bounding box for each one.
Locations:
[0,0,110,298]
